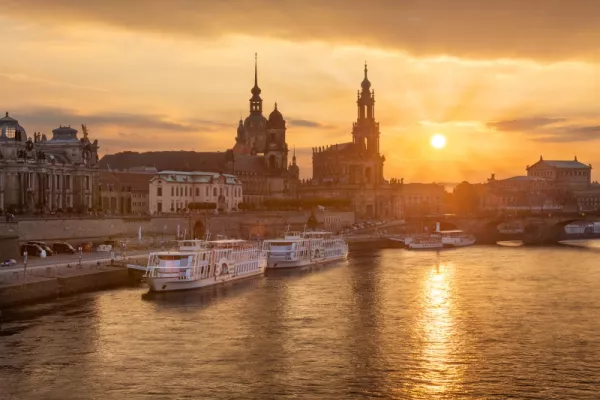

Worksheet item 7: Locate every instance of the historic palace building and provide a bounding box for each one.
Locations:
[149,171,243,213]
[0,113,100,214]
[298,64,404,219]
[100,54,300,209]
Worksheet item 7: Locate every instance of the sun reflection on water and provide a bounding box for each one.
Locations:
[408,261,465,398]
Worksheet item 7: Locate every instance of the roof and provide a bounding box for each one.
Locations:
[500,176,546,182]
[99,151,268,175]
[150,171,240,185]
[530,160,591,170]
[99,171,151,191]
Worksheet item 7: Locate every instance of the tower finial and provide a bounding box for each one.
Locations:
[364,61,368,78]
[274,102,278,110]
[254,52,258,87]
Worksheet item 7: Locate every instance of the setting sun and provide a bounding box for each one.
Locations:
[430,134,447,149]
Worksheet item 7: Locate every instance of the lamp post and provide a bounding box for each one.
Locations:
[23,251,28,279]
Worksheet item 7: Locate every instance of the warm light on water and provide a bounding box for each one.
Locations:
[2,246,600,399]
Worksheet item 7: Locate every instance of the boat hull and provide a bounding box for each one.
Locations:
[407,245,444,250]
[147,268,265,292]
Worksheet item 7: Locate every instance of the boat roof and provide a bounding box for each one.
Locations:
[208,239,248,244]
[437,230,464,233]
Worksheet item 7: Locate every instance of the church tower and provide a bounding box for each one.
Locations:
[243,53,268,153]
[353,62,380,155]
[265,103,288,172]
[351,63,384,183]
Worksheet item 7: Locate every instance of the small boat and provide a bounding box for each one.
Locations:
[144,239,266,292]
[263,229,348,269]
[435,230,476,248]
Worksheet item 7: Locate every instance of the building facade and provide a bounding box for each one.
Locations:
[402,183,446,217]
[526,156,591,189]
[98,171,151,215]
[0,113,100,214]
[148,171,243,214]
[298,64,403,220]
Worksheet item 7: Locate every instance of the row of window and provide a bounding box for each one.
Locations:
[530,170,589,178]
[156,185,241,198]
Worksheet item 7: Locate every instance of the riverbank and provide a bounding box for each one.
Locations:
[0,261,145,308]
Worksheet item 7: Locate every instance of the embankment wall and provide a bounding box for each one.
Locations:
[0,267,135,307]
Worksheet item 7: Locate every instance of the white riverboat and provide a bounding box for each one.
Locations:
[263,230,349,269]
[436,230,476,248]
[144,239,266,292]
[406,236,444,250]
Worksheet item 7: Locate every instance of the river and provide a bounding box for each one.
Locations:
[2,244,600,399]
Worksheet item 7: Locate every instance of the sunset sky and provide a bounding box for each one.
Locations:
[2,0,600,182]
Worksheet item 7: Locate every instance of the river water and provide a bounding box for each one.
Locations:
[2,244,600,399]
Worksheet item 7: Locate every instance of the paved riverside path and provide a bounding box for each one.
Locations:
[0,250,151,275]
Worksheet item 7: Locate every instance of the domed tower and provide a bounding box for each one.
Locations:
[243,53,268,154]
[0,112,27,142]
[265,102,288,171]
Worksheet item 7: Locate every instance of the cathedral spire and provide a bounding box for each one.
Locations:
[249,53,263,115]
[254,52,258,88]
[361,61,371,91]
[292,145,297,165]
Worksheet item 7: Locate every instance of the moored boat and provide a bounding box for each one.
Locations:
[263,230,348,269]
[407,236,444,250]
[435,230,476,248]
[144,239,266,292]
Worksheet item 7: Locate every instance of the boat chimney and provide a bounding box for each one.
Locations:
[435,222,441,232]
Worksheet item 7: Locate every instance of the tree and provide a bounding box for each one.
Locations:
[306,212,318,229]
[452,181,480,216]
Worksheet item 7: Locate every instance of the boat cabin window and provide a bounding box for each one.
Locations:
[158,255,183,261]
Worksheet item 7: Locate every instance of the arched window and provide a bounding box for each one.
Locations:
[213,187,217,197]
[269,155,277,169]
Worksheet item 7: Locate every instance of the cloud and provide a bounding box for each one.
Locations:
[12,107,228,134]
[487,116,600,143]
[5,0,600,61]
[0,72,107,92]
[534,125,600,143]
[487,117,567,132]
[287,118,331,129]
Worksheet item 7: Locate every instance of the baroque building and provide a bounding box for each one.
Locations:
[148,171,242,213]
[0,112,100,214]
[100,54,299,209]
[299,65,404,219]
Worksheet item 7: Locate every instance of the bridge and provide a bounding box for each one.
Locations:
[404,214,600,245]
